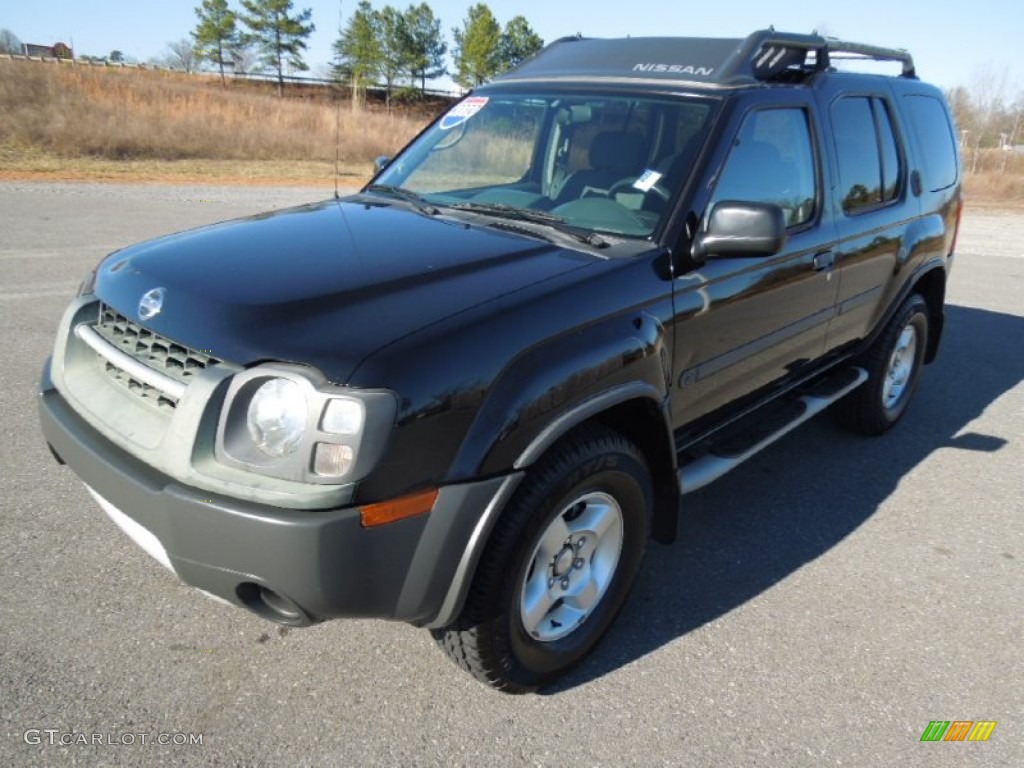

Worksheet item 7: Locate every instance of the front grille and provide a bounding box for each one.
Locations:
[99,360,178,411]
[95,304,220,383]
[87,304,222,410]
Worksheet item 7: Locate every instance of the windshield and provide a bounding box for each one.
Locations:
[372,90,715,239]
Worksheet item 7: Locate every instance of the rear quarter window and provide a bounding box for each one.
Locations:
[902,95,959,191]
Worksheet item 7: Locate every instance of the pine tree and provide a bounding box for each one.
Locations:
[498,16,543,73]
[239,0,315,96]
[404,3,447,95]
[193,0,239,85]
[452,3,501,89]
[377,6,408,110]
[334,0,382,110]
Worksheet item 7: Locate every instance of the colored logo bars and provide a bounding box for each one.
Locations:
[920,721,997,742]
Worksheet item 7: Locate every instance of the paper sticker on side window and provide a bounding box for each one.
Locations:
[440,96,489,130]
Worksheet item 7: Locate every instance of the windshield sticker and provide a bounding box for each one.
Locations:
[633,169,663,192]
[440,96,489,130]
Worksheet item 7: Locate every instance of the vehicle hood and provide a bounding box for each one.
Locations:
[93,198,596,382]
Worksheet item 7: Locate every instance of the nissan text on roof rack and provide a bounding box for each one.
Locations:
[39,30,962,692]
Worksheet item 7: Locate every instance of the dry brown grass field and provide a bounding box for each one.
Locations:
[0,58,433,185]
[1,57,1021,205]
[961,151,1024,207]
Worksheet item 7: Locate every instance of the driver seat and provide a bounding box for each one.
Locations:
[555,131,646,202]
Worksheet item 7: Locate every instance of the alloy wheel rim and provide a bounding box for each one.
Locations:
[883,324,918,410]
[519,491,624,642]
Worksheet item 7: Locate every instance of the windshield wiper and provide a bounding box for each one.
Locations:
[364,184,440,215]
[443,201,608,248]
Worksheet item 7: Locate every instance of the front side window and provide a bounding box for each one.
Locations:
[710,108,818,227]
[373,91,714,238]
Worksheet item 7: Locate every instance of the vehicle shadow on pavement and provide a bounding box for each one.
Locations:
[545,304,1024,693]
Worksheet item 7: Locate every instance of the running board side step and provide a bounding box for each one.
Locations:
[678,367,868,494]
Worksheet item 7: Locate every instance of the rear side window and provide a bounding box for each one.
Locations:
[832,96,903,213]
[877,104,901,200]
[903,95,959,191]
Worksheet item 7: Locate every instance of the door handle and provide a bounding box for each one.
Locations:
[813,252,835,272]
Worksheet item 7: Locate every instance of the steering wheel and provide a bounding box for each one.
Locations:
[608,175,672,204]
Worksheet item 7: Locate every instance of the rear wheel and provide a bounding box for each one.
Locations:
[836,293,930,435]
[432,425,651,693]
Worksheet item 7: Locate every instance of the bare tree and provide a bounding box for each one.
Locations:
[231,44,263,74]
[0,27,23,55]
[964,65,1012,173]
[1000,92,1024,171]
[166,39,199,73]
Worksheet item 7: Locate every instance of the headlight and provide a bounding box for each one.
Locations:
[246,378,307,457]
[214,365,396,485]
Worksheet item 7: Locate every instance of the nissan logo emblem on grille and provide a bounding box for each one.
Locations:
[138,287,165,321]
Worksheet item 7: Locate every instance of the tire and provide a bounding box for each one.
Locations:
[835,293,930,436]
[432,424,652,693]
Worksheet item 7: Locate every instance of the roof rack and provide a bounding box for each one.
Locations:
[741,30,916,80]
[496,30,916,87]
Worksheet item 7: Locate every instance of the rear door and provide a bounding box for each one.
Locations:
[816,82,918,351]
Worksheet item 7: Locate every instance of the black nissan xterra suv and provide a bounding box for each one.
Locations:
[39,30,962,692]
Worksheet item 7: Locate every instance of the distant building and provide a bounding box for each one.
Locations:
[23,42,73,59]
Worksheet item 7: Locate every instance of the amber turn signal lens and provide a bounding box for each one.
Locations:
[360,488,439,528]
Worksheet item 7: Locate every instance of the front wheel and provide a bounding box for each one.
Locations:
[836,293,930,435]
[432,425,651,693]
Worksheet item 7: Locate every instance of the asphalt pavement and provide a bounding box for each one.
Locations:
[0,182,1020,767]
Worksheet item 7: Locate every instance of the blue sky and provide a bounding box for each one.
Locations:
[5,0,1023,96]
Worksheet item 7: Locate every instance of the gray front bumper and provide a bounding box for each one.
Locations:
[39,361,517,627]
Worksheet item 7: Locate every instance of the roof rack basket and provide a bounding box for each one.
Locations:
[822,38,915,77]
[742,30,916,81]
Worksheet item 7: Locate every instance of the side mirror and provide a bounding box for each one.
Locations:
[692,201,786,261]
[373,155,391,173]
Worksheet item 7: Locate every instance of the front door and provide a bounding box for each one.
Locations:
[671,102,839,430]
